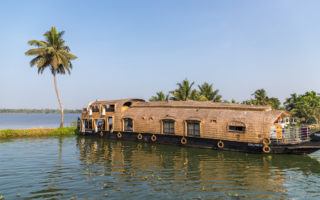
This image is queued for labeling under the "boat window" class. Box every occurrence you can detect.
[187,120,200,137]
[162,119,175,134]
[84,119,92,129]
[91,106,99,112]
[123,118,133,132]
[104,104,115,112]
[228,122,246,133]
[123,102,132,107]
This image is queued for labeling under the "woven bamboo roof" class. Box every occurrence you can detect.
[132,100,272,111]
[86,98,289,124]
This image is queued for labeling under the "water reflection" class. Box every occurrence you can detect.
[76,136,320,199]
[1,137,320,199]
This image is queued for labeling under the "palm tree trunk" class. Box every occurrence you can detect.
[53,74,64,128]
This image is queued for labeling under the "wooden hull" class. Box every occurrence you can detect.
[79,131,320,155]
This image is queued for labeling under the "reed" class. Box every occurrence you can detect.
[0,127,77,139]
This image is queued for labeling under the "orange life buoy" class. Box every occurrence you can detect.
[181,137,187,145]
[117,132,122,139]
[151,134,157,142]
[262,138,271,146]
[263,145,271,153]
[137,133,143,140]
[217,141,224,149]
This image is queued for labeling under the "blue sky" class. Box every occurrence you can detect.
[1,0,320,109]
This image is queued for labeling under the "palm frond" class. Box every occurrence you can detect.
[25,48,47,56]
[26,26,77,75]
[28,40,48,47]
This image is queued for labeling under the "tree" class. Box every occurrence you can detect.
[198,82,222,102]
[25,26,77,128]
[170,79,195,101]
[149,91,169,101]
[243,89,280,109]
[190,89,203,101]
[284,93,298,111]
[268,97,281,110]
[252,89,269,105]
[284,91,320,124]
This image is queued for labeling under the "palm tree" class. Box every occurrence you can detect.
[25,26,77,128]
[244,89,281,109]
[149,91,169,101]
[198,82,222,102]
[252,89,268,105]
[284,93,298,111]
[170,79,195,101]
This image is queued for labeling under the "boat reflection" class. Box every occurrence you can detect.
[76,136,320,199]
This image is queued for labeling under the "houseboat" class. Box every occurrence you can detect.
[78,98,320,154]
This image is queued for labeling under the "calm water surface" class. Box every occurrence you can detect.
[0,113,80,129]
[1,136,320,200]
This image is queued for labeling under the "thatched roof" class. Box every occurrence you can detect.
[87,99,288,124]
[132,100,272,111]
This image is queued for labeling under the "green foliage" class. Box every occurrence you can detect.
[284,91,320,124]
[170,79,195,101]
[268,97,281,110]
[223,99,238,104]
[198,82,222,102]
[25,26,77,75]
[243,89,280,109]
[149,91,169,101]
[0,127,76,139]
[151,79,222,102]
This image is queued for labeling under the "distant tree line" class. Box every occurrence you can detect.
[150,79,320,125]
[0,109,81,114]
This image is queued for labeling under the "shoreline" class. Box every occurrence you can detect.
[0,127,77,139]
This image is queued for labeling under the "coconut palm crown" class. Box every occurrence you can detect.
[149,91,169,101]
[25,26,77,127]
[198,82,222,102]
[170,79,195,101]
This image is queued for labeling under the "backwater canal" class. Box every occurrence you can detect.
[1,136,320,199]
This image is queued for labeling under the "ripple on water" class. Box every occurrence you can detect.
[0,137,320,199]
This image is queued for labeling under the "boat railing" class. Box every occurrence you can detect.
[270,125,310,144]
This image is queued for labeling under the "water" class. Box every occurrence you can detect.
[1,136,320,199]
[0,113,80,129]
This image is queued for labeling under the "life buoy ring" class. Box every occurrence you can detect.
[137,133,143,140]
[217,141,224,149]
[151,134,157,142]
[117,132,122,139]
[181,137,187,145]
[263,145,271,153]
[262,138,271,146]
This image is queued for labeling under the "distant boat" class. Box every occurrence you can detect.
[78,98,320,155]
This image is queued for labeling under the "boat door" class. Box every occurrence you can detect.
[95,119,106,132]
[107,117,113,132]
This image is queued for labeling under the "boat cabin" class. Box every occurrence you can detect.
[80,99,306,144]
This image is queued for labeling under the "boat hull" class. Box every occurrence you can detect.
[78,131,320,155]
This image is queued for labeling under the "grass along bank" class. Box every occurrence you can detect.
[0,127,77,139]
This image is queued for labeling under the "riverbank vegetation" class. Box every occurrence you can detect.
[0,109,81,114]
[0,127,77,139]
[150,79,320,125]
